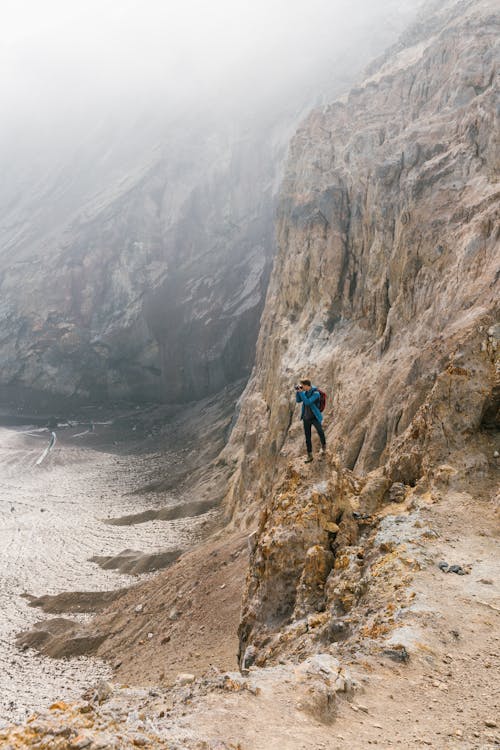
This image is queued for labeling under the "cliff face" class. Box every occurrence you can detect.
[0,118,285,406]
[224,0,499,666]
[0,2,428,409]
[226,0,498,506]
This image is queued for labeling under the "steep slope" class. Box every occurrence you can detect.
[1,2,499,747]
[221,0,499,669]
[225,0,498,516]
[48,0,499,695]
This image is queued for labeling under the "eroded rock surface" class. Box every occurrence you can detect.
[224,0,499,672]
[2,0,499,746]
[0,4,421,408]
[224,0,499,516]
[0,121,280,406]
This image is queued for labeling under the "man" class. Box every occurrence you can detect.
[295,378,326,462]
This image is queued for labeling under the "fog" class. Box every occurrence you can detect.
[1,0,421,141]
[0,1,425,399]
[0,0,425,240]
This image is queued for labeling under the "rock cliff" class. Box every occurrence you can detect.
[0,2,421,409]
[222,0,499,667]
[0,116,283,406]
[1,2,499,746]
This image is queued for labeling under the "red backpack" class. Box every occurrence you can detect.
[317,388,327,412]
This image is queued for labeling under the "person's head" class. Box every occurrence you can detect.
[300,378,312,391]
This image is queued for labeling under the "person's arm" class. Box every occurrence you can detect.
[300,390,320,407]
[295,389,302,403]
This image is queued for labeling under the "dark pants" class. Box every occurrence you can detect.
[303,418,326,453]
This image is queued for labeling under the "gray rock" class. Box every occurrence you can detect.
[95,679,114,703]
[383,646,410,663]
[448,564,466,575]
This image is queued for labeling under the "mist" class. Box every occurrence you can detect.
[1,1,421,143]
[0,0,425,405]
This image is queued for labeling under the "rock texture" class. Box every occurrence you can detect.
[0,119,282,406]
[0,657,353,749]
[1,1,499,747]
[224,0,499,667]
[0,7,423,409]
[225,0,499,513]
[238,461,359,669]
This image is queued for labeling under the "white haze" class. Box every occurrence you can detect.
[1,1,421,137]
[0,0,426,226]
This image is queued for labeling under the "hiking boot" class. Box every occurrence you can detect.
[305,452,313,463]
[320,445,327,456]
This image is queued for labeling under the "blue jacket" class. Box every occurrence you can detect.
[296,386,323,422]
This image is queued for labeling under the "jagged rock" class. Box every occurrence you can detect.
[296,653,341,677]
[292,654,349,724]
[383,646,410,663]
[447,564,467,575]
[241,645,257,671]
[238,465,358,666]
[224,0,498,525]
[1,8,416,409]
[388,482,406,503]
[0,122,282,405]
[294,545,335,618]
[94,680,114,703]
[357,469,391,513]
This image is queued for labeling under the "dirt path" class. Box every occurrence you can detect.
[139,479,497,749]
[0,388,497,748]
[0,469,497,748]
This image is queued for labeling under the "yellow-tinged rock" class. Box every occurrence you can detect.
[323,521,340,533]
[334,554,350,570]
[49,700,70,711]
[307,612,329,629]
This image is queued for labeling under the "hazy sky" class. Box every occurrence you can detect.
[0,0,420,128]
[0,0,425,251]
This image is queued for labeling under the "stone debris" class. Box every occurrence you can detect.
[437,562,470,575]
[383,646,410,663]
[1,0,499,747]
[388,483,406,503]
[0,658,354,747]
[94,680,114,704]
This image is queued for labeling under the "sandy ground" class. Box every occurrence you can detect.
[2,476,498,749]
[99,476,498,749]
[1,388,497,747]
[0,391,236,728]
[90,530,247,686]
